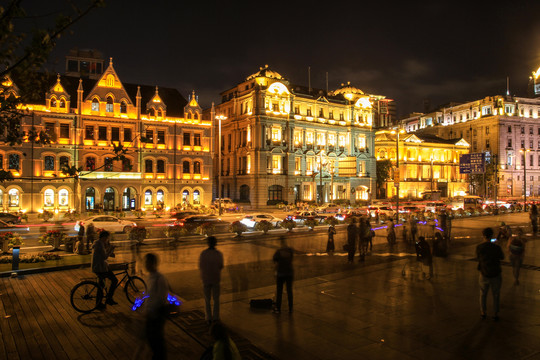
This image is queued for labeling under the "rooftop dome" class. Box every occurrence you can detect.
[246,65,284,81]
[330,81,364,97]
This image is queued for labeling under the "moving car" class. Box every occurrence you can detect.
[240,213,282,228]
[0,212,22,225]
[74,216,137,233]
[285,211,326,224]
[315,203,341,213]
[0,220,29,234]
[367,205,395,218]
[213,198,237,211]
[174,215,230,234]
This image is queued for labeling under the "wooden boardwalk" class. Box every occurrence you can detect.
[0,268,205,360]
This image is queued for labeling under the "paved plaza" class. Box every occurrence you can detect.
[1,212,540,359]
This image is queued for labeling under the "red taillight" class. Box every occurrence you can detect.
[293,216,296,220]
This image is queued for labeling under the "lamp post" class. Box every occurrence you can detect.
[520,148,530,211]
[318,150,325,205]
[391,129,405,223]
[216,115,227,215]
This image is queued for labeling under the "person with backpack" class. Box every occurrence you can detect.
[476,227,505,321]
[508,228,526,285]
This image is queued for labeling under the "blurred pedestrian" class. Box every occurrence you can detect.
[477,227,504,321]
[326,224,336,254]
[410,218,418,244]
[508,228,526,285]
[530,205,538,234]
[496,222,512,244]
[387,220,396,245]
[273,236,294,314]
[415,236,433,279]
[358,218,369,261]
[346,218,358,263]
[91,230,118,307]
[402,222,408,244]
[199,236,224,324]
[144,253,169,359]
[86,222,96,251]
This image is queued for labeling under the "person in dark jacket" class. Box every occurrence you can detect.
[476,227,504,321]
[91,230,118,307]
[326,225,336,254]
[273,237,294,314]
[346,218,358,263]
[415,236,433,279]
[86,222,96,251]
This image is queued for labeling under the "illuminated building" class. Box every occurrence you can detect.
[0,57,212,213]
[400,65,540,198]
[374,131,469,199]
[211,65,390,207]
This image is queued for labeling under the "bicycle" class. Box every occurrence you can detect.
[70,262,146,313]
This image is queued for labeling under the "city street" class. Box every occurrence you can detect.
[2,212,540,359]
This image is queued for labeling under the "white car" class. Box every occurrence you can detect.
[213,198,237,211]
[316,203,341,213]
[240,213,282,228]
[74,216,137,233]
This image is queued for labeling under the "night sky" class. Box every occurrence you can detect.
[20,0,540,118]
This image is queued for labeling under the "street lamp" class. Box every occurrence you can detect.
[391,129,405,223]
[216,114,227,215]
[520,148,530,211]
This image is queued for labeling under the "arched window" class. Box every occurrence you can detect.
[8,189,19,207]
[194,113,199,120]
[91,98,100,112]
[50,97,57,107]
[187,112,192,119]
[86,157,96,171]
[183,161,190,173]
[85,187,95,210]
[157,190,164,204]
[120,101,127,114]
[44,189,54,207]
[106,74,115,87]
[59,156,69,171]
[58,189,69,206]
[193,161,201,174]
[144,190,153,205]
[149,108,155,117]
[182,190,189,203]
[157,109,162,118]
[193,190,200,205]
[0,190,3,206]
[157,160,165,173]
[8,154,19,170]
[106,96,114,113]
[59,98,66,108]
[145,159,153,173]
[44,156,55,171]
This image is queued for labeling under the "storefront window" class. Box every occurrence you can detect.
[182,190,189,203]
[85,188,95,210]
[9,189,19,207]
[193,190,200,205]
[59,189,69,207]
[156,190,164,205]
[144,190,152,205]
[44,189,54,207]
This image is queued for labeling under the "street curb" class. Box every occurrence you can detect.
[0,262,90,278]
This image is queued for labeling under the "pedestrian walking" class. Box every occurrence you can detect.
[410,218,418,244]
[86,222,96,251]
[387,220,396,245]
[326,224,336,254]
[199,236,224,324]
[402,222,408,244]
[508,228,526,285]
[144,253,170,360]
[530,205,538,234]
[346,218,358,263]
[358,218,369,261]
[91,230,118,308]
[496,222,512,244]
[477,227,504,321]
[273,236,294,314]
[415,236,433,279]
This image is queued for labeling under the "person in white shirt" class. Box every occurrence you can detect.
[199,236,224,324]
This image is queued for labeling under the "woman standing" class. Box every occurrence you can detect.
[326,225,336,254]
[508,228,526,285]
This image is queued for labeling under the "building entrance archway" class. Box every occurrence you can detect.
[104,187,116,211]
[122,187,137,210]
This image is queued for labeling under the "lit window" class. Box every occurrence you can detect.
[91,98,100,112]
[193,190,200,205]
[144,190,152,205]
[44,189,54,207]
[358,135,366,149]
[194,161,201,174]
[157,190,164,204]
[316,133,325,145]
[59,98,66,108]
[8,189,19,207]
[271,128,281,142]
[58,189,69,206]
[51,97,57,107]
[106,96,114,113]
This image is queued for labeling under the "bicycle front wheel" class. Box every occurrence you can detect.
[125,276,147,304]
[70,280,103,313]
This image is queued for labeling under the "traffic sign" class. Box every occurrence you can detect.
[459,153,485,174]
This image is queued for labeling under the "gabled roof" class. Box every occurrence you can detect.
[84,58,133,104]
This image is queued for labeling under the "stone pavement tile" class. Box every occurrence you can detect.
[408,344,466,360]
[354,341,419,360]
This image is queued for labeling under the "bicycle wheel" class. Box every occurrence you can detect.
[124,276,147,304]
[70,280,103,313]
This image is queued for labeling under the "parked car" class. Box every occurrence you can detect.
[240,213,282,228]
[174,215,230,234]
[0,220,29,234]
[335,209,369,221]
[286,211,326,224]
[74,216,137,233]
[213,198,237,211]
[424,202,447,214]
[368,205,395,219]
[315,203,341,213]
[0,212,21,225]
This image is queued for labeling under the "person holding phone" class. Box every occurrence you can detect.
[476,227,504,321]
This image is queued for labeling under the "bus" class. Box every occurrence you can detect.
[450,195,483,210]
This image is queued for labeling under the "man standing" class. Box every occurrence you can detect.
[199,236,224,324]
[273,236,294,314]
[476,227,504,321]
[346,218,357,263]
[91,230,118,307]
